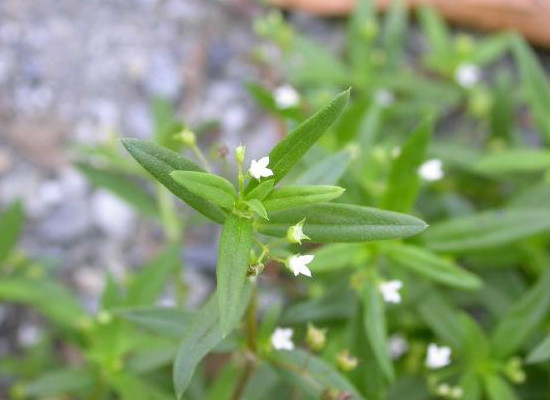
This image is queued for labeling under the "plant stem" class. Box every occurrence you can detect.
[191,143,212,172]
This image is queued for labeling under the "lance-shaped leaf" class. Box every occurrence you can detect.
[246,89,350,192]
[0,200,24,265]
[171,171,236,210]
[263,185,345,212]
[20,368,95,398]
[173,289,249,399]
[382,117,433,213]
[527,336,550,364]
[363,276,395,382]
[424,209,550,252]
[117,307,191,338]
[473,149,550,175]
[246,179,275,201]
[385,243,482,290]
[270,349,366,400]
[259,203,427,243]
[308,243,368,273]
[217,214,254,333]
[491,269,550,359]
[121,139,226,223]
[483,375,519,400]
[294,148,353,186]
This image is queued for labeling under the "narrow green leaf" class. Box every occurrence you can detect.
[0,200,24,265]
[271,349,366,400]
[385,243,482,290]
[245,199,269,220]
[263,185,345,212]
[383,0,407,68]
[173,290,249,399]
[77,162,159,219]
[247,90,350,192]
[363,276,395,382]
[294,149,353,186]
[507,183,550,210]
[117,307,191,338]
[418,5,452,71]
[308,243,367,273]
[171,171,236,210]
[121,139,226,223]
[491,269,550,359]
[152,98,184,151]
[260,203,427,243]
[382,118,433,213]
[246,179,275,201]
[483,375,519,400]
[126,245,181,307]
[526,335,550,364]
[473,149,550,175]
[21,368,94,397]
[217,214,254,333]
[424,209,550,252]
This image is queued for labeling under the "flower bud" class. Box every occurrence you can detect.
[235,144,246,166]
[286,218,309,244]
[306,323,327,352]
[505,357,526,384]
[336,350,358,371]
[180,128,196,146]
[247,263,265,277]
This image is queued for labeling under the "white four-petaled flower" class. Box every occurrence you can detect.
[426,343,452,369]
[273,84,300,109]
[418,159,444,181]
[288,254,314,277]
[454,63,480,89]
[249,157,273,180]
[271,327,294,350]
[379,280,403,303]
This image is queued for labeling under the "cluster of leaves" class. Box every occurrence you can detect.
[1,1,550,399]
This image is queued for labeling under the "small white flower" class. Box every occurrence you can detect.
[286,218,310,244]
[271,327,294,350]
[249,156,273,180]
[454,63,480,89]
[436,383,452,396]
[379,280,403,303]
[451,387,464,399]
[388,334,409,359]
[426,343,452,369]
[418,159,444,181]
[375,88,395,107]
[274,84,300,109]
[288,254,314,277]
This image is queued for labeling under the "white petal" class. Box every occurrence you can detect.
[298,265,312,277]
[258,156,270,168]
[299,255,314,264]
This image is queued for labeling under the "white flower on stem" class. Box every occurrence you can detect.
[379,280,403,304]
[375,88,395,107]
[426,343,452,369]
[287,254,314,277]
[454,63,480,89]
[274,84,300,109]
[418,159,444,181]
[249,157,273,180]
[271,327,294,350]
[286,218,310,244]
[388,334,409,359]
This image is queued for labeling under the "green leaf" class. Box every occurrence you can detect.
[383,0,408,68]
[418,5,452,71]
[270,349,366,400]
[294,148,353,186]
[126,245,181,307]
[121,139,226,223]
[217,214,254,333]
[308,243,368,273]
[77,162,160,219]
[363,276,395,382]
[424,209,550,252]
[246,90,350,192]
[491,269,550,359]
[526,335,550,364]
[483,375,519,400]
[507,183,550,210]
[21,368,94,397]
[117,307,190,338]
[152,98,184,151]
[263,185,345,212]
[473,149,550,175]
[245,199,269,220]
[173,290,249,399]
[382,118,433,213]
[246,179,275,201]
[385,243,482,290]
[171,171,236,210]
[0,200,24,265]
[260,203,427,243]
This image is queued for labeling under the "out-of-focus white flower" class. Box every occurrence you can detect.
[426,343,452,369]
[274,84,300,109]
[418,159,444,181]
[286,218,310,244]
[271,327,294,350]
[74,267,105,296]
[379,280,403,303]
[437,383,452,396]
[389,334,409,359]
[287,254,314,277]
[391,146,401,159]
[375,88,395,107]
[454,63,480,89]
[249,157,273,180]
[450,387,464,399]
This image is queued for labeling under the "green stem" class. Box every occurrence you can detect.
[191,143,212,172]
